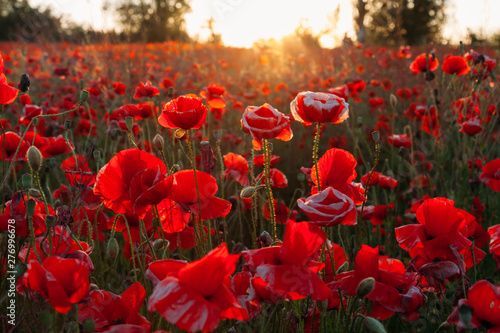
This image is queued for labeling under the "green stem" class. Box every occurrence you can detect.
[263,139,276,240]
[313,122,322,192]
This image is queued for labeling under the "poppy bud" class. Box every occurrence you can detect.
[356,277,375,297]
[82,318,96,333]
[362,316,387,333]
[45,215,56,227]
[153,134,165,151]
[28,188,41,198]
[26,199,36,217]
[93,150,101,160]
[371,131,380,144]
[39,311,52,328]
[106,237,119,259]
[15,262,27,280]
[258,231,273,247]
[125,117,134,132]
[390,94,397,107]
[21,174,32,189]
[18,73,30,93]
[240,186,256,198]
[89,283,99,291]
[27,146,42,171]
[153,239,165,250]
[79,90,90,104]
[297,173,306,182]
[336,261,349,274]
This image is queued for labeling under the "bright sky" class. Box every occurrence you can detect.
[30,0,500,48]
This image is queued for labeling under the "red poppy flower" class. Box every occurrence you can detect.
[20,105,42,125]
[0,192,54,237]
[395,198,484,270]
[358,203,395,225]
[61,154,95,187]
[39,135,73,158]
[290,91,349,126]
[147,244,248,332]
[465,50,497,80]
[311,148,366,204]
[410,53,439,73]
[297,187,357,227]
[324,240,348,283]
[263,199,297,225]
[489,225,500,270]
[78,282,150,331]
[256,168,288,188]
[112,82,126,95]
[460,117,482,136]
[200,83,226,109]
[18,226,93,270]
[168,170,231,220]
[241,103,292,150]
[23,257,90,313]
[387,134,412,149]
[0,54,19,105]
[253,154,280,167]
[111,104,140,121]
[0,132,30,161]
[158,94,208,130]
[133,81,160,99]
[479,159,500,192]
[330,245,422,320]
[242,220,332,301]
[447,280,500,331]
[94,149,176,218]
[327,85,349,101]
[442,56,470,76]
[223,153,249,186]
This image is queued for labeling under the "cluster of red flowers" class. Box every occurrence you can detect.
[0,40,498,333]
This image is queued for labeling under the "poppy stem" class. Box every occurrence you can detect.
[28,216,42,263]
[263,139,276,240]
[313,122,322,192]
[186,131,210,254]
[215,133,228,246]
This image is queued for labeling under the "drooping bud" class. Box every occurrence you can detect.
[27,146,42,171]
[240,186,256,199]
[390,94,397,108]
[18,73,30,93]
[89,283,99,291]
[356,277,375,297]
[106,237,119,259]
[336,261,349,274]
[153,239,165,250]
[153,134,165,151]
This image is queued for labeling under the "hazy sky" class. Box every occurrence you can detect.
[30,0,500,47]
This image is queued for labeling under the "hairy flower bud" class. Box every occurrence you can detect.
[153,134,165,151]
[27,146,42,171]
[106,237,119,259]
[356,277,375,297]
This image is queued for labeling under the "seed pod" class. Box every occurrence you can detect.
[371,131,380,143]
[125,116,134,132]
[45,215,56,227]
[79,90,90,104]
[26,199,36,217]
[390,94,397,108]
[27,146,42,171]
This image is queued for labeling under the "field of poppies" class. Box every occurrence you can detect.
[0,41,499,332]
